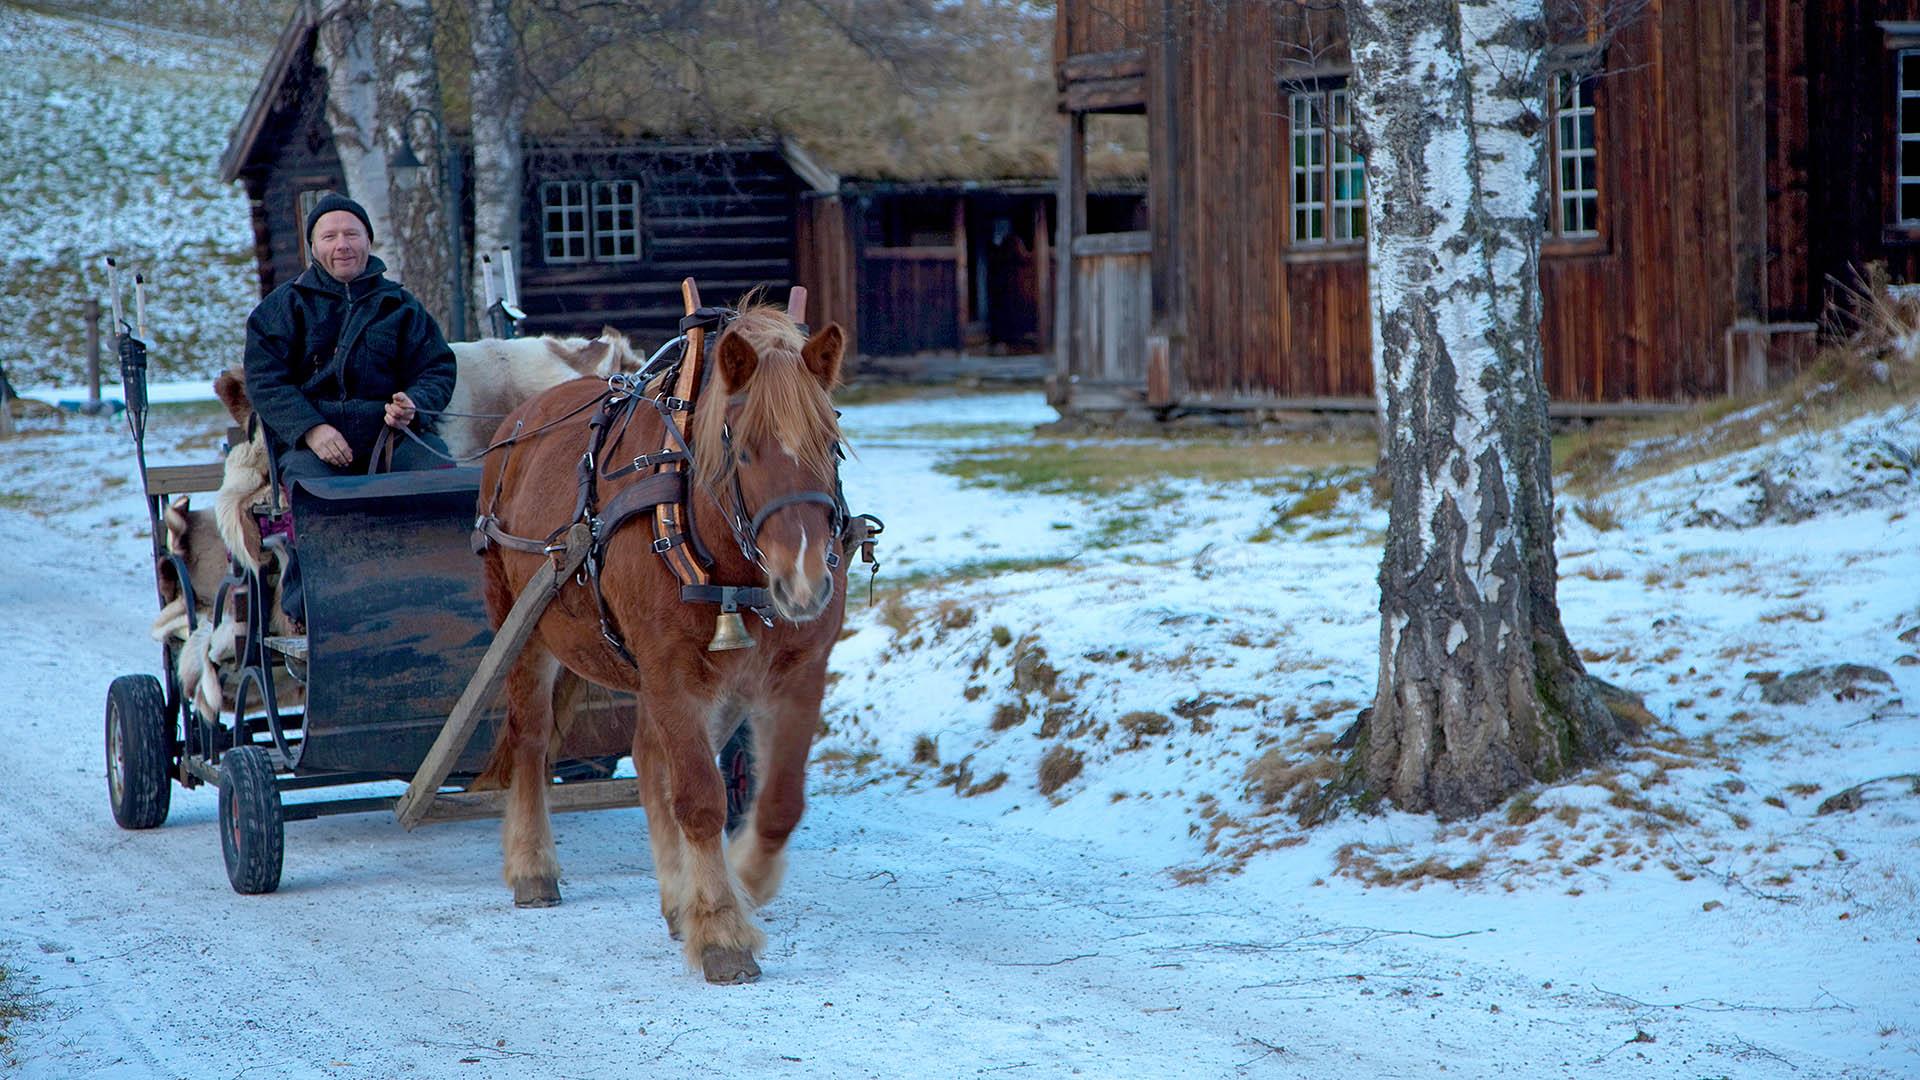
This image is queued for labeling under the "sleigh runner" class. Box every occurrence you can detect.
[107,276,873,967]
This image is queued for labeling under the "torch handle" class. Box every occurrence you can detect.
[106,257,124,331]
[499,246,518,308]
[134,273,148,340]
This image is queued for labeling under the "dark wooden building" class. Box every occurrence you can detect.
[220,5,1098,372]
[218,6,834,348]
[1054,0,1915,416]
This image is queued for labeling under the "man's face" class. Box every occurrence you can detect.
[311,210,370,283]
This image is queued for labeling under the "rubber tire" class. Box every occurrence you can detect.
[106,674,173,829]
[218,746,284,895]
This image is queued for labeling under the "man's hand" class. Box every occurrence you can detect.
[384,391,417,430]
[302,423,352,468]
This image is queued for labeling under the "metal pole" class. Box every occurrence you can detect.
[84,298,101,413]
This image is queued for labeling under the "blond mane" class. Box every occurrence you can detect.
[690,302,842,496]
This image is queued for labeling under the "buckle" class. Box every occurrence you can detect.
[661,395,692,412]
[651,535,679,553]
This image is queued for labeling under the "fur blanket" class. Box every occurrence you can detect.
[442,329,641,459]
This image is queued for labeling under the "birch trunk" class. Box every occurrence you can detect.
[1342,0,1632,818]
[469,0,524,330]
[317,0,394,262]
[373,0,455,330]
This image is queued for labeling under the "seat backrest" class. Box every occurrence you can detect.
[289,469,503,777]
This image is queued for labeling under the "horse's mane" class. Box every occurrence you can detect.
[690,301,841,496]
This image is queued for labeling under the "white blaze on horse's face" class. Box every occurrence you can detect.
[741,432,836,624]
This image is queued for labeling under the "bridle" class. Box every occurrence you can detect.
[712,419,848,575]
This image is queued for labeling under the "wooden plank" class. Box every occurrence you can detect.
[1071,230,1151,257]
[146,462,226,495]
[416,778,643,825]
[1060,49,1147,84]
[393,523,591,830]
[1065,78,1148,113]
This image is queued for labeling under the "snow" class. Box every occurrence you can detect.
[2,386,1916,1078]
[0,7,259,389]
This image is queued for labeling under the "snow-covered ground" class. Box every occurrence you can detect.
[0,6,258,390]
[1,389,1916,1078]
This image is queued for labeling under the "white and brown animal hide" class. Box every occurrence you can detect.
[442,328,641,459]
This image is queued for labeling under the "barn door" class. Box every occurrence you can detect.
[1068,231,1151,383]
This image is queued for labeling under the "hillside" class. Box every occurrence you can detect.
[0,4,262,389]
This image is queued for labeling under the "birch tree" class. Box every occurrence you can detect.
[317,0,394,257]
[374,0,456,330]
[1337,0,1636,818]
[469,0,523,326]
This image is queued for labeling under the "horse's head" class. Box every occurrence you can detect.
[693,306,847,624]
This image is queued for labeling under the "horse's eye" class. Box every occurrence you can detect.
[735,449,752,464]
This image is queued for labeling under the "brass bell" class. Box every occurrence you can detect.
[707,610,756,651]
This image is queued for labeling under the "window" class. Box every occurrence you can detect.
[295,186,333,265]
[541,181,589,263]
[1898,50,1920,223]
[592,180,641,261]
[1290,88,1365,247]
[1548,71,1600,239]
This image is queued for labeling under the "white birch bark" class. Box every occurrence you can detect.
[1342,0,1626,818]
[470,0,524,331]
[371,0,454,328]
[317,0,395,266]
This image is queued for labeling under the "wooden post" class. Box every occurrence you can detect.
[393,523,591,829]
[84,299,102,413]
[0,356,13,439]
[1051,110,1085,407]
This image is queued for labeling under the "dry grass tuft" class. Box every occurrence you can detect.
[990,702,1029,731]
[1037,744,1084,795]
[911,735,940,766]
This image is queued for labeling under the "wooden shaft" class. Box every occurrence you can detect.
[788,285,808,324]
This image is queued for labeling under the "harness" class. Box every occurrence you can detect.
[471,305,882,664]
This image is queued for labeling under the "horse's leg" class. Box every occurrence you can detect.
[632,712,687,940]
[500,645,563,907]
[728,669,826,908]
[652,692,765,983]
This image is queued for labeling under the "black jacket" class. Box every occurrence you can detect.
[243,256,456,459]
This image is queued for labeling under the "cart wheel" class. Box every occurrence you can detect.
[218,746,283,895]
[106,674,173,830]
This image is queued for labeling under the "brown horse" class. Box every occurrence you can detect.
[476,304,849,984]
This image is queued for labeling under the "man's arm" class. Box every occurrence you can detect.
[242,301,327,449]
[397,303,456,422]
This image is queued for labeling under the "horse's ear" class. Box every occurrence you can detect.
[717,329,759,391]
[801,323,844,389]
[578,338,611,376]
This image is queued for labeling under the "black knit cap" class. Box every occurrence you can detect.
[305,192,374,244]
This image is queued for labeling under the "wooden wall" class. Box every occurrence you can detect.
[1796,1,1920,311]
[241,32,343,296]
[1057,0,1150,64]
[516,145,803,346]
[795,194,858,358]
[1122,0,1785,408]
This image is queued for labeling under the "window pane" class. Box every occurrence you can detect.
[1578,113,1595,149]
[1904,97,1920,135]
[1904,183,1920,223]
[1905,141,1920,179]
[1906,52,1920,91]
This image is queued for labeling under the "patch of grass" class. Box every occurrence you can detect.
[911,735,940,765]
[990,702,1028,731]
[1037,744,1084,795]
[0,957,36,1071]
[1572,500,1622,531]
[934,438,1372,496]
[1117,710,1173,747]
[881,553,1081,589]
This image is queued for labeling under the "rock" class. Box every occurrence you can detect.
[1757,664,1896,706]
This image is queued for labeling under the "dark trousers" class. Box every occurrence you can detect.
[277,429,452,626]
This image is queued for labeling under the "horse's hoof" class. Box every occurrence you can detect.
[701,946,761,984]
[513,878,562,908]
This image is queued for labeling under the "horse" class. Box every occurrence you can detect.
[443,328,642,458]
[475,303,851,984]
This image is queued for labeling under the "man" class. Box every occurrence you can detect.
[244,192,456,482]
[243,192,458,623]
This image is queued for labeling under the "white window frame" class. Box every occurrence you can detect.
[1290,87,1365,247]
[1548,71,1600,239]
[1898,49,1920,224]
[541,180,589,264]
[592,179,642,262]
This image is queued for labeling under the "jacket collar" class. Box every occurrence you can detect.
[295,255,394,303]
